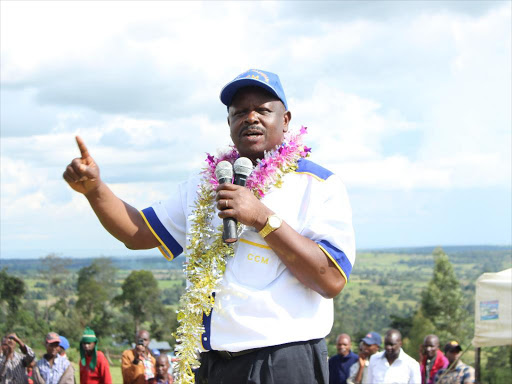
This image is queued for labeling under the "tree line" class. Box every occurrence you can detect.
[1,247,510,382]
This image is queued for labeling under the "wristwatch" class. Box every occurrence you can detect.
[258,214,282,238]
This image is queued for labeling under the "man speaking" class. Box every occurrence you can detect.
[63,69,356,384]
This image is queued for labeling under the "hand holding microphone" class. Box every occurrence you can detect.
[215,157,253,243]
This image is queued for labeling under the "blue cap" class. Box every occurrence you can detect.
[152,349,160,356]
[220,69,288,110]
[361,332,382,346]
[58,335,70,350]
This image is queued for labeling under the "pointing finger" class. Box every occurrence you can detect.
[75,136,91,159]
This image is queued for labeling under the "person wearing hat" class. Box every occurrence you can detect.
[0,333,35,384]
[421,334,449,384]
[63,69,355,383]
[433,342,475,384]
[79,327,111,384]
[347,331,382,384]
[33,332,74,384]
[57,336,70,360]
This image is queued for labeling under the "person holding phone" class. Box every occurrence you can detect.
[121,330,155,384]
[0,333,35,384]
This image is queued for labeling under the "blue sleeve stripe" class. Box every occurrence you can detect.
[140,207,183,260]
[295,159,333,181]
[201,293,214,351]
[317,239,352,282]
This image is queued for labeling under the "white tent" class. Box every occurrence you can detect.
[472,268,512,348]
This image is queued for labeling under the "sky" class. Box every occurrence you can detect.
[1,0,511,259]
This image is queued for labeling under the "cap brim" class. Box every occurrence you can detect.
[47,338,60,344]
[220,78,281,108]
[361,337,377,345]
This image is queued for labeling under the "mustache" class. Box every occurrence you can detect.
[240,125,265,137]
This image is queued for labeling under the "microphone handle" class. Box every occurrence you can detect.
[233,174,248,186]
[223,217,238,244]
[218,177,238,243]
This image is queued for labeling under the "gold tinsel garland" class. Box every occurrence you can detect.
[173,128,310,383]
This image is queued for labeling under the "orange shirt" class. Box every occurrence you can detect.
[121,349,156,384]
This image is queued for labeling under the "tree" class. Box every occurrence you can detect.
[75,258,118,336]
[114,270,162,334]
[39,253,73,323]
[76,258,117,315]
[0,268,26,330]
[402,309,435,358]
[420,247,469,342]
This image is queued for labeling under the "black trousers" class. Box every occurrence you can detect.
[195,338,328,384]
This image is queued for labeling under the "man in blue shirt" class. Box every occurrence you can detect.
[33,332,74,384]
[329,333,359,384]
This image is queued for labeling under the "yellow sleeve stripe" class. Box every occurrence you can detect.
[139,210,174,261]
[295,171,327,182]
[239,238,272,250]
[318,244,348,283]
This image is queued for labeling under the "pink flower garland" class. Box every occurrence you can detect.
[203,126,311,198]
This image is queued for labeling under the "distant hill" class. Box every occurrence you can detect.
[1,244,509,274]
[360,244,511,254]
[0,254,185,273]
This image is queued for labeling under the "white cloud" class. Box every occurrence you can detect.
[1,1,510,254]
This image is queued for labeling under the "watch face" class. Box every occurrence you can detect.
[268,215,281,229]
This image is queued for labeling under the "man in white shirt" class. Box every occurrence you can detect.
[62,69,356,384]
[366,329,421,384]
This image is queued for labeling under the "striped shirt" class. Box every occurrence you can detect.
[36,354,70,384]
[0,346,36,384]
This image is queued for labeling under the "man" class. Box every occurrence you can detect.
[79,327,111,384]
[33,332,74,384]
[421,334,449,384]
[63,69,356,384]
[366,329,421,384]
[329,334,358,384]
[154,355,173,384]
[347,331,381,384]
[121,330,155,384]
[434,341,475,384]
[0,333,35,384]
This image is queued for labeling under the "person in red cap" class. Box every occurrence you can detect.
[347,331,381,384]
[33,332,74,384]
[79,327,111,384]
[421,334,449,384]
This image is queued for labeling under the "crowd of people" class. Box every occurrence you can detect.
[0,328,174,384]
[1,326,477,384]
[328,330,475,384]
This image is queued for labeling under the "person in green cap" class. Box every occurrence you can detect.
[79,327,111,384]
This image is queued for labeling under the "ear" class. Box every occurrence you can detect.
[283,111,291,132]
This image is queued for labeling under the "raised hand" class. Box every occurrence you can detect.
[63,136,101,195]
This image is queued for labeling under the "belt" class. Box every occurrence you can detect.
[213,347,261,360]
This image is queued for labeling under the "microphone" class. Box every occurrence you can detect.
[215,160,233,185]
[215,161,237,243]
[233,157,253,186]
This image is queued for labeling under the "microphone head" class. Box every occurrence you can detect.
[233,157,253,177]
[215,160,233,181]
